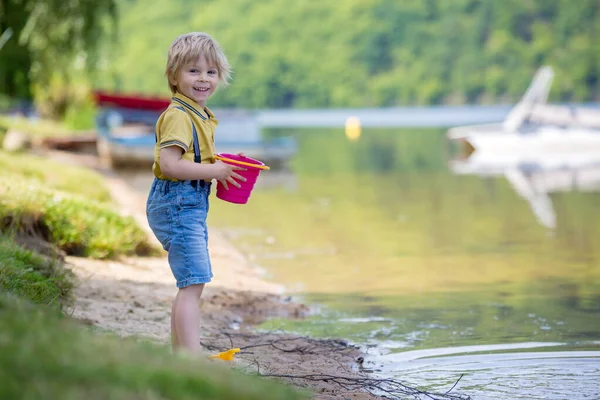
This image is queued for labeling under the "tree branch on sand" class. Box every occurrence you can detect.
[257,369,469,400]
[201,331,471,400]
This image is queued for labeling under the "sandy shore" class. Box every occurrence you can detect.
[43,150,380,399]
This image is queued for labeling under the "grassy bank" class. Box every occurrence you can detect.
[0,236,73,307]
[0,150,307,399]
[0,152,155,259]
[0,293,307,400]
[0,115,93,139]
[0,151,111,201]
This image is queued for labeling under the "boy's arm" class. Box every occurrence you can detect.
[160,146,245,188]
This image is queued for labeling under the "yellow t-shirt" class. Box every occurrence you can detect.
[152,92,218,180]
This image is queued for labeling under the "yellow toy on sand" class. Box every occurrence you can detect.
[209,348,240,361]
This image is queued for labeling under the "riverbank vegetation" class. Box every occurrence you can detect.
[105,0,598,108]
[0,150,306,400]
[0,152,152,258]
[2,0,598,122]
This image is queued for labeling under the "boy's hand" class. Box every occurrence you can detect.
[213,160,246,189]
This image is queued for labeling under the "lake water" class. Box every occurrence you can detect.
[127,126,600,399]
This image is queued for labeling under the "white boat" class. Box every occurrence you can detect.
[448,67,600,154]
[447,67,600,229]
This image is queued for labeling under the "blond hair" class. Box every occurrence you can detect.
[165,32,231,94]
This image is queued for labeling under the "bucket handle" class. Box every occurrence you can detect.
[214,154,270,170]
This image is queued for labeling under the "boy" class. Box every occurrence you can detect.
[146,32,245,354]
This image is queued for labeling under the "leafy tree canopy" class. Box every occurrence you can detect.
[0,0,116,116]
[1,0,598,114]
[96,0,598,108]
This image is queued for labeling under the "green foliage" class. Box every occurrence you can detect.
[0,235,73,306]
[0,94,15,112]
[0,293,307,400]
[0,176,153,258]
[1,0,598,113]
[0,114,93,138]
[96,0,599,107]
[0,152,112,201]
[63,93,97,130]
[0,0,117,117]
[0,152,155,258]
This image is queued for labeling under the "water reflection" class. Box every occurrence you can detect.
[252,168,298,191]
[450,140,600,230]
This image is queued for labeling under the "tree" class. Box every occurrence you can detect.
[0,0,117,117]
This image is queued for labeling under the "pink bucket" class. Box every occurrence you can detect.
[215,153,268,204]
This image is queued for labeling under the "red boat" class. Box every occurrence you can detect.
[93,91,171,111]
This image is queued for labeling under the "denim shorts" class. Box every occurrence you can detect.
[146,178,213,288]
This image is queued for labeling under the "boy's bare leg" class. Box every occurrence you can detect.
[170,292,181,351]
[173,284,205,354]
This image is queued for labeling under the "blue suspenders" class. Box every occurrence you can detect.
[173,105,201,164]
[155,105,206,188]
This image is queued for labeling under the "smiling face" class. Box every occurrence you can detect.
[170,56,219,108]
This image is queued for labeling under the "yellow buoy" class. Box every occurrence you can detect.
[345,116,361,141]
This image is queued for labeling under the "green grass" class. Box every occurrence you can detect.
[0,293,308,400]
[0,235,73,307]
[0,115,92,138]
[0,152,112,202]
[0,176,154,258]
[0,151,157,258]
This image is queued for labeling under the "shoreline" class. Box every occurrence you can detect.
[42,149,381,399]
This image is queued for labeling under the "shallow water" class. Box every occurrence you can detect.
[378,344,600,399]
[125,126,600,399]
